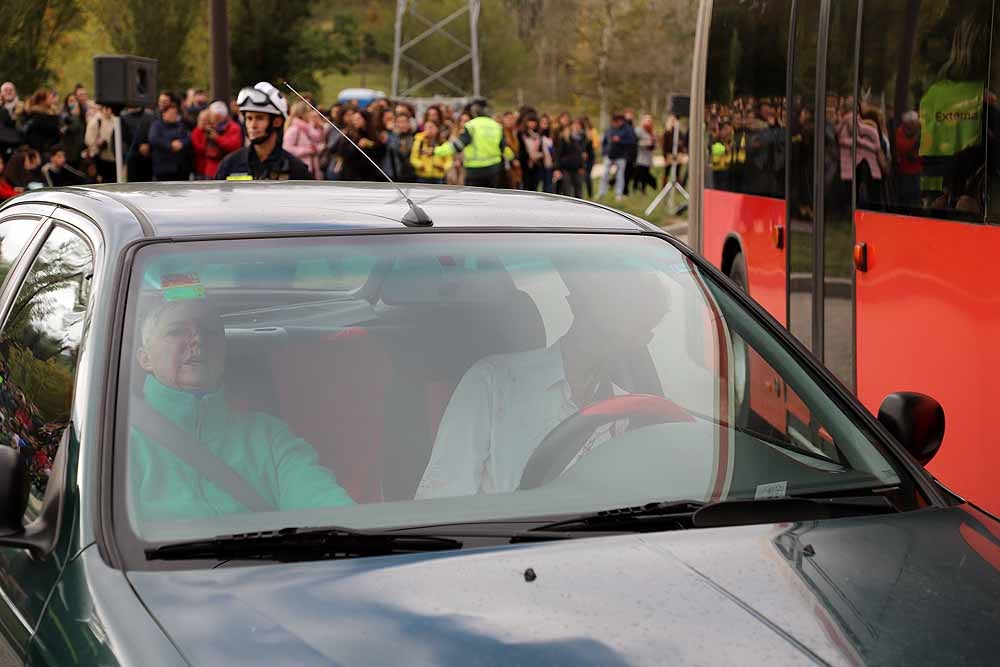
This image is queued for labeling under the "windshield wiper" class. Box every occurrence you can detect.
[146,525,463,562]
[531,494,897,534]
[530,500,708,533]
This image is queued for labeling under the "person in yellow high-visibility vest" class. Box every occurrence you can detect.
[710,120,734,190]
[434,101,516,188]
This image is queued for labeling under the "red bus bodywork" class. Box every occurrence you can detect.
[699,192,1000,515]
[702,190,787,325]
[855,211,1000,511]
[693,0,1000,515]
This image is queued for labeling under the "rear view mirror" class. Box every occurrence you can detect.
[878,392,945,466]
[0,447,29,536]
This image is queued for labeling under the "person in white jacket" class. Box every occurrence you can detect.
[416,269,670,499]
[85,105,117,183]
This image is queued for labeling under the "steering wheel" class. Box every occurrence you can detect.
[517,394,694,490]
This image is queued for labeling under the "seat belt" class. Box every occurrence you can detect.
[130,399,276,513]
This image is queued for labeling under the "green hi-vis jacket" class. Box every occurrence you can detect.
[434,116,515,169]
[919,79,984,158]
[129,375,353,524]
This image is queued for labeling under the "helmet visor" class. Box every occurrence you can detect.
[236,87,281,114]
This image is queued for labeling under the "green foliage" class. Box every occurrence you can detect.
[0,237,89,422]
[0,0,81,93]
[89,0,204,92]
[5,239,89,359]
[5,345,74,423]
[43,0,696,120]
[229,0,361,92]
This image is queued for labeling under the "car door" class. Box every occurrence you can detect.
[0,219,95,665]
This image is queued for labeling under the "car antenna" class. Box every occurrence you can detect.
[283,81,433,227]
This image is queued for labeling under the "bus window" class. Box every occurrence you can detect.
[988,6,1000,221]
[704,0,791,199]
[858,0,992,222]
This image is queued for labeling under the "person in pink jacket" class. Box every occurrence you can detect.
[838,104,884,206]
[283,102,327,179]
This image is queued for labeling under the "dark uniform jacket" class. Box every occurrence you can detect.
[215,142,311,181]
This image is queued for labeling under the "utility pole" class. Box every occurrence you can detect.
[210,0,231,101]
[392,0,481,99]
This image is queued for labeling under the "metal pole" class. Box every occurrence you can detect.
[113,114,125,183]
[402,5,469,51]
[644,121,689,217]
[210,0,231,101]
[392,0,407,97]
[402,54,472,98]
[469,0,481,97]
[687,0,714,254]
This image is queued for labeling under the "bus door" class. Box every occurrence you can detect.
[785,0,860,436]
[786,0,858,389]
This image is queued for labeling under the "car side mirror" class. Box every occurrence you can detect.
[878,392,945,466]
[0,446,29,537]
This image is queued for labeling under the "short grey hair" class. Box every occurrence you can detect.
[209,100,229,118]
[902,110,919,124]
[138,299,218,348]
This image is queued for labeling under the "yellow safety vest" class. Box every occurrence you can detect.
[435,116,513,169]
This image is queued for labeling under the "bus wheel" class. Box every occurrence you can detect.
[727,253,751,425]
[728,251,748,291]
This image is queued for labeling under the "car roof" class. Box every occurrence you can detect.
[5,181,648,238]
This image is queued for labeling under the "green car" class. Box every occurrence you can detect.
[0,182,996,666]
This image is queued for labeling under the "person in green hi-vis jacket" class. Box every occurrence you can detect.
[128,298,353,524]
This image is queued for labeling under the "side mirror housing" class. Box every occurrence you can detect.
[878,392,945,466]
[0,446,29,537]
[0,426,69,557]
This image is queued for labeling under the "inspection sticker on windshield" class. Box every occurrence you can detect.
[754,481,788,499]
[161,273,205,301]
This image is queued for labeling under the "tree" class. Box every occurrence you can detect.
[0,0,81,93]
[1,237,90,423]
[90,0,204,92]
[229,0,361,92]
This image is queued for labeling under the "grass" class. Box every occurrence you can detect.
[588,166,688,228]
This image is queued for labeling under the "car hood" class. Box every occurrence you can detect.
[128,506,1000,666]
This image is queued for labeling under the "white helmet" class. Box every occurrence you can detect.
[236,81,288,119]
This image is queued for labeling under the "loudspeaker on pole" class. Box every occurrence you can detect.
[94,55,158,110]
[669,94,691,117]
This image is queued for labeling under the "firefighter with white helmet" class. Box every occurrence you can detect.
[216,81,312,181]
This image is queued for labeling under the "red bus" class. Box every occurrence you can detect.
[688,0,1000,513]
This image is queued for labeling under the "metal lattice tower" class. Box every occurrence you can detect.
[391,0,481,99]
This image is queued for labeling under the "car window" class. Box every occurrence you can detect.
[117,233,907,544]
[0,226,93,518]
[0,217,40,289]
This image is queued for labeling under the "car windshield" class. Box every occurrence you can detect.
[117,232,905,544]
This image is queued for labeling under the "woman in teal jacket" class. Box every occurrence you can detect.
[128,298,353,524]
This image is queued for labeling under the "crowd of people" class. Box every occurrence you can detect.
[0,78,690,204]
[0,357,61,498]
[705,90,992,218]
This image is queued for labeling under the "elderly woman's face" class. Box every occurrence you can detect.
[138,302,226,391]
